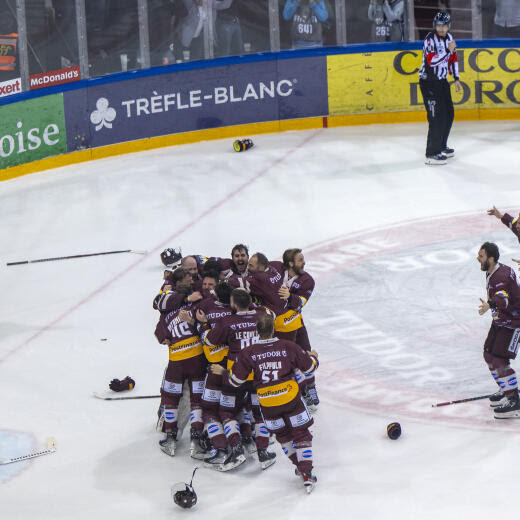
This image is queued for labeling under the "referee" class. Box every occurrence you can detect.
[419,12,462,165]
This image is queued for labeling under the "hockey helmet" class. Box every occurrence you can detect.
[433,12,451,29]
[171,468,198,509]
[160,247,182,268]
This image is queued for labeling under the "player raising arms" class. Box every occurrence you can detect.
[487,206,520,244]
[477,242,520,418]
[211,313,319,492]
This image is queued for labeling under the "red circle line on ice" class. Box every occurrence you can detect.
[304,208,520,432]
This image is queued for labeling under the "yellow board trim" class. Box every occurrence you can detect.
[2,108,519,182]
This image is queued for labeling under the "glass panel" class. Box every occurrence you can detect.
[279,0,336,50]
[24,0,80,87]
[482,0,520,39]
[0,0,20,92]
[86,0,139,77]
[216,0,270,58]
[412,1,472,41]
[346,0,406,44]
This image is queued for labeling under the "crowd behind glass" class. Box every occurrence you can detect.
[0,1,519,90]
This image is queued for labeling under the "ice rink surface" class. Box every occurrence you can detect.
[1,120,520,519]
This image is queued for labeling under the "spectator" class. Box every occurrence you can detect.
[216,0,244,57]
[282,0,329,49]
[493,0,520,38]
[177,0,232,61]
[368,0,405,42]
[0,1,18,80]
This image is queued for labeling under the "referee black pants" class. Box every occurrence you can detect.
[419,79,454,157]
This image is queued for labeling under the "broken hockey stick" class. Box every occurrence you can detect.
[0,437,56,465]
[431,393,494,408]
[6,249,148,266]
[93,392,160,401]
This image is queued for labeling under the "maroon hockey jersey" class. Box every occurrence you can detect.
[155,303,203,361]
[226,337,318,407]
[486,263,520,328]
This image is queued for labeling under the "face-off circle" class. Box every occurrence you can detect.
[304,210,520,431]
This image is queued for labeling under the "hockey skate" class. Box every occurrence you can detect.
[489,390,507,408]
[494,393,520,419]
[190,428,209,460]
[303,386,319,412]
[425,153,447,165]
[442,147,455,158]
[215,444,246,472]
[203,448,228,468]
[257,449,276,470]
[242,436,257,458]
[159,431,177,456]
[301,470,317,494]
[306,386,320,411]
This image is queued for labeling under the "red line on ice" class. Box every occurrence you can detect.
[0,130,321,366]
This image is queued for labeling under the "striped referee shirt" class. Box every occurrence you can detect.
[419,31,460,81]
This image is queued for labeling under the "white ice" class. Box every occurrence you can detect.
[1,120,520,519]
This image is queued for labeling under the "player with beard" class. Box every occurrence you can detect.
[477,242,520,418]
[153,268,202,313]
[154,275,206,456]
[272,249,319,409]
[229,252,290,321]
[198,244,250,279]
[211,313,319,492]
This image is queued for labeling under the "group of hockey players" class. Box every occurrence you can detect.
[152,244,320,492]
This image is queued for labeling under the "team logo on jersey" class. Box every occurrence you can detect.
[90,98,117,131]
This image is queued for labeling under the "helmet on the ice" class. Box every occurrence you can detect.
[172,468,198,509]
[173,484,197,509]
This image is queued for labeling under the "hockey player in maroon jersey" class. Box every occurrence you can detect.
[477,242,520,418]
[229,252,292,323]
[153,268,203,314]
[272,248,319,409]
[487,206,520,244]
[182,281,234,459]
[154,276,207,456]
[211,313,319,492]
[200,289,276,471]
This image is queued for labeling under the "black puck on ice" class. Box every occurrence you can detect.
[387,422,401,440]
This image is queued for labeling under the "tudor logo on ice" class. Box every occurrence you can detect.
[90,98,116,131]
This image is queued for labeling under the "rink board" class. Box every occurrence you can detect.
[1,40,519,179]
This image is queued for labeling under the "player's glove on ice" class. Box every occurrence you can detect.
[109,376,135,392]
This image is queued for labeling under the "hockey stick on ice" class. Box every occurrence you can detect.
[431,393,494,407]
[6,249,148,266]
[0,437,56,465]
[93,392,160,401]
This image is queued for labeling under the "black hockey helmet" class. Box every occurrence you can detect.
[160,247,182,267]
[172,468,198,509]
[433,12,451,29]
